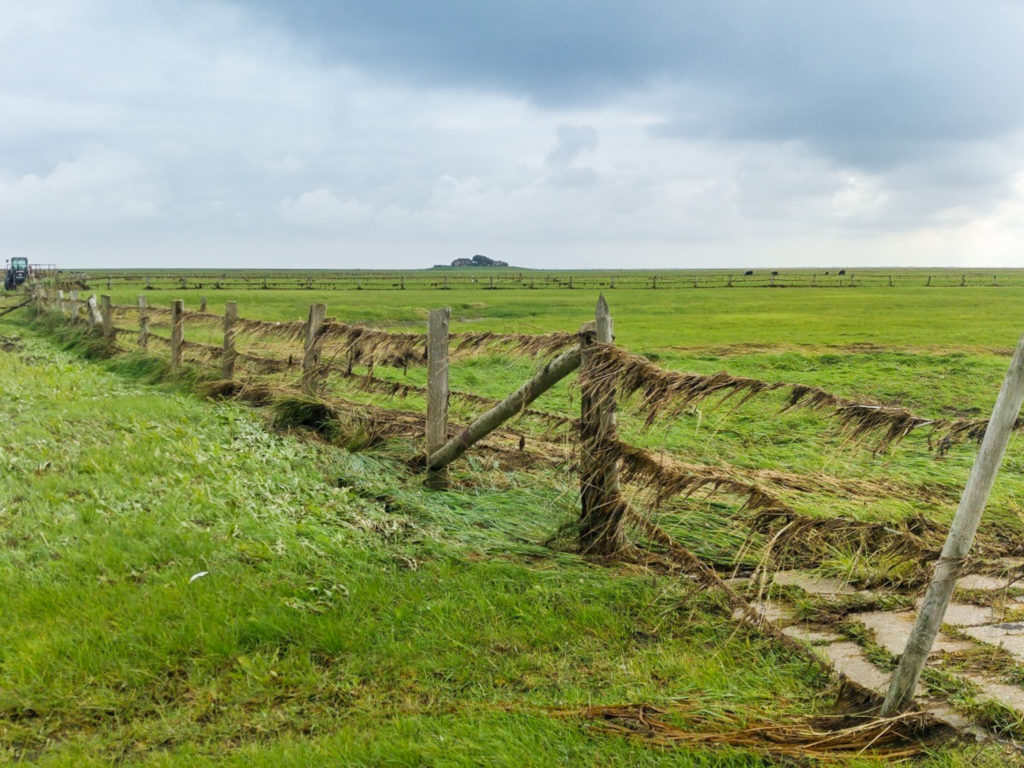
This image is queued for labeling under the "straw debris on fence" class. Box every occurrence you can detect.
[586,344,971,453]
[615,441,788,513]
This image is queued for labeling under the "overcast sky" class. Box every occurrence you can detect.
[3,1,1023,269]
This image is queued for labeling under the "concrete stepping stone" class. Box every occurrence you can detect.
[962,623,1024,665]
[857,610,974,657]
[781,625,843,645]
[915,599,997,627]
[961,672,1024,714]
[956,574,1015,591]
[772,570,859,595]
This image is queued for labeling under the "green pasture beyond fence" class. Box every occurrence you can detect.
[55,268,1024,293]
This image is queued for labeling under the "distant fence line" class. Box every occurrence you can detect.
[67,270,1018,292]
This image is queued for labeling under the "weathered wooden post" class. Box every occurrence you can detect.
[145,276,152,290]
[961,274,966,287]
[926,275,932,286]
[69,290,80,324]
[400,275,405,290]
[100,294,113,338]
[170,300,184,370]
[57,290,65,316]
[888,274,893,287]
[812,273,817,287]
[180,277,187,289]
[106,277,111,290]
[138,295,149,348]
[727,274,733,287]
[882,332,1024,715]
[301,303,327,396]
[579,295,626,555]
[222,301,237,379]
[610,275,616,289]
[200,296,207,313]
[770,272,775,287]
[86,295,102,331]
[426,307,450,489]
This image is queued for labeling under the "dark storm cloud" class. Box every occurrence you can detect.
[244,1,1024,170]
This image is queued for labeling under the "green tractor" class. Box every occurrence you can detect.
[4,257,29,291]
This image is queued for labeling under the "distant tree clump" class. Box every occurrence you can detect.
[451,255,508,267]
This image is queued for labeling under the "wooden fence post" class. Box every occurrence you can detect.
[137,295,149,348]
[579,295,627,555]
[57,290,65,315]
[86,295,102,331]
[222,301,237,379]
[926,275,932,286]
[100,295,113,338]
[200,296,207,313]
[301,303,327,396]
[882,331,1024,714]
[170,300,184,370]
[426,307,451,489]
[69,290,80,324]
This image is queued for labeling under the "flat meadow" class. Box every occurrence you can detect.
[4,269,1024,765]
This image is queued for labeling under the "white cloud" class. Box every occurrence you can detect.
[279,188,372,225]
[0,1,1022,268]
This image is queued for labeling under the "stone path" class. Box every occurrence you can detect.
[744,567,1024,735]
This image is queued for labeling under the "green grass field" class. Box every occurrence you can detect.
[5,270,1024,765]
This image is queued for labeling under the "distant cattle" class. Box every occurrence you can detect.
[824,271,830,275]
[838,269,846,275]
[744,270,753,276]
[770,271,779,276]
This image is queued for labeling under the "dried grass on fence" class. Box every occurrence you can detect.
[587,344,954,452]
[584,344,780,425]
[616,441,788,514]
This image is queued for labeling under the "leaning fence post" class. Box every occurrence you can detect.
[69,290,80,325]
[222,301,237,379]
[137,295,149,348]
[100,294,113,338]
[170,300,184,370]
[426,307,451,489]
[579,295,626,555]
[881,332,1024,715]
[200,295,207,313]
[301,303,327,396]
